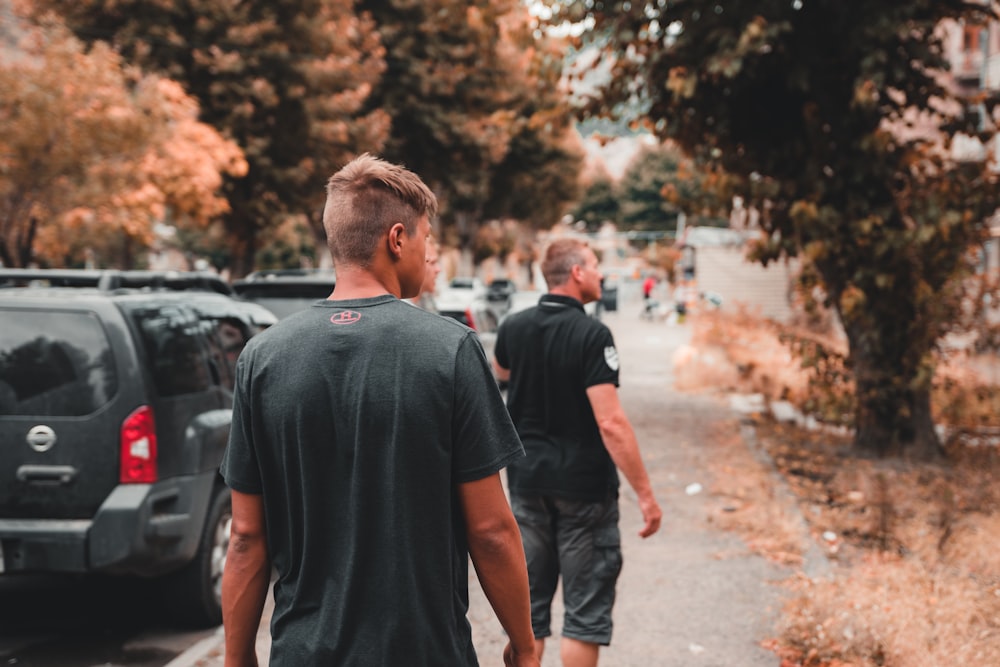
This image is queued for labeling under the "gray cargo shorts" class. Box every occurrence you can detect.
[511,493,623,646]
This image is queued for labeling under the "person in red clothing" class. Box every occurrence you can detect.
[642,274,656,302]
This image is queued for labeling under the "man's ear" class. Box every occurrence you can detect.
[387,223,406,259]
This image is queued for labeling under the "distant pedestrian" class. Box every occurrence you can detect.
[407,235,441,313]
[494,238,663,667]
[220,153,538,667]
[642,274,656,302]
[680,245,696,282]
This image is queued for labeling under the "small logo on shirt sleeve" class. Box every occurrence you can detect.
[604,346,619,371]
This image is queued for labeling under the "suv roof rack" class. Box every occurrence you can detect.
[0,269,232,295]
[237,268,336,281]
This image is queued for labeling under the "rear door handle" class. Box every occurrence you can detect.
[16,465,78,485]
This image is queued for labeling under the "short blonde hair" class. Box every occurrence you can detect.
[323,154,437,267]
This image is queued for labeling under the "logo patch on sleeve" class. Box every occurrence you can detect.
[604,346,619,371]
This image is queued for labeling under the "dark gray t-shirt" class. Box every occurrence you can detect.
[221,295,523,666]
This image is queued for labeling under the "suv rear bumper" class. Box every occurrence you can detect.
[0,473,216,576]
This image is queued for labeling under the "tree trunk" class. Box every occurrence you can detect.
[16,216,37,267]
[0,237,11,267]
[306,209,331,268]
[454,210,473,251]
[121,234,135,270]
[847,326,944,461]
[224,208,258,279]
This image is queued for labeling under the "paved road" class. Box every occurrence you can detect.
[0,573,217,667]
[172,306,794,667]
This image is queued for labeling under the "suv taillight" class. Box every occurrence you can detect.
[120,405,158,484]
[465,307,477,331]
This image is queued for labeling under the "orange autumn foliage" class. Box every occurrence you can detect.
[0,9,245,268]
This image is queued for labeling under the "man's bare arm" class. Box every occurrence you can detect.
[458,473,538,667]
[222,490,271,667]
[493,358,511,383]
[586,383,663,538]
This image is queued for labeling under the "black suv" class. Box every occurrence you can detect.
[0,269,276,627]
[231,268,337,319]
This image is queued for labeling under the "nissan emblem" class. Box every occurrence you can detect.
[26,425,57,452]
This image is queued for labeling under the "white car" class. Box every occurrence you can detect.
[445,276,487,298]
[437,296,499,381]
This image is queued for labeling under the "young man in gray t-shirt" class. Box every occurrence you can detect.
[220,154,538,667]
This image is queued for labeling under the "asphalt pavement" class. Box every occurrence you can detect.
[170,303,803,667]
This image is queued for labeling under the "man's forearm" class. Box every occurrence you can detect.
[601,416,663,537]
[600,415,655,500]
[468,522,536,654]
[222,535,270,667]
[493,360,510,383]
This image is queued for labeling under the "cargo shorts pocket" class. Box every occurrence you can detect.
[593,518,622,579]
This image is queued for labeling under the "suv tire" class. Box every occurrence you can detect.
[160,486,232,628]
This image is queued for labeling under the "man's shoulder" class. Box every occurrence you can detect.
[499,305,537,328]
[577,319,613,350]
[581,310,611,332]
[401,301,478,339]
[243,308,312,348]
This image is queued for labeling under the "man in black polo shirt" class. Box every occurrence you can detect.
[494,238,663,667]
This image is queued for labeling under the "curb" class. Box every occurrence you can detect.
[738,418,833,580]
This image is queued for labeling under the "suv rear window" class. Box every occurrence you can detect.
[127,304,214,397]
[0,310,118,416]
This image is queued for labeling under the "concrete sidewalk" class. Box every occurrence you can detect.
[171,307,803,666]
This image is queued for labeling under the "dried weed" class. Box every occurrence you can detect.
[681,311,1000,667]
[675,308,814,402]
[777,555,1000,667]
[704,421,805,566]
[757,420,1000,666]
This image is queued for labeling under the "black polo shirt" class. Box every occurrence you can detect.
[495,294,620,501]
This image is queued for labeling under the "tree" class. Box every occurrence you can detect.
[482,20,586,229]
[358,0,582,244]
[0,11,245,268]
[565,1,1000,458]
[40,0,389,275]
[617,143,685,231]
[618,140,730,232]
[570,168,621,231]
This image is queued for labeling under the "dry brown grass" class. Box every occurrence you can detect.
[759,422,1000,667]
[675,308,817,402]
[678,310,1000,667]
[777,555,1000,667]
[702,420,806,567]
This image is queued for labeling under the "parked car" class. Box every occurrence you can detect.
[447,276,487,297]
[438,299,499,334]
[437,295,500,383]
[486,278,516,303]
[436,276,487,317]
[484,278,516,319]
[0,269,275,628]
[231,268,337,319]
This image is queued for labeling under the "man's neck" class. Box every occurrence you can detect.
[549,285,589,304]
[329,265,399,300]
